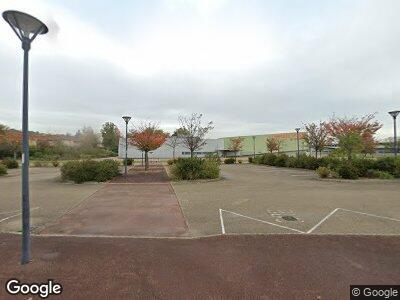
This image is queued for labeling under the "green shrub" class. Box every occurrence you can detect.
[201,159,220,179]
[248,157,253,163]
[167,159,175,165]
[285,156,297,168]
[395,158,400,178]
[32,161,49,167]
[52,160,60,167]
[261,153,277,165]
[365,169,380,178]
[375,157,396,174]
[61,159,119,183]
[377,171,394,179]
[238,159,242,164]
[94,160,120,182]
[316,166,330,178]
[274,154,288,167]
[337,163,359,179]
[126,158,133,166]
[224,158,235,164]
[171,158,220,180]
[2,158,18,169]
[0,163,7,176]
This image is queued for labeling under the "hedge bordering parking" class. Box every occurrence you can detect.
[252,153,400,180]
[61,159,120,183]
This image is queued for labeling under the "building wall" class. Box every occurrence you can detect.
[222,133,308,156]
[119,137,219,159]
[118,132,308,159]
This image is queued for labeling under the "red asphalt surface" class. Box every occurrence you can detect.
[40,166,187,236]
[1,233,399,299]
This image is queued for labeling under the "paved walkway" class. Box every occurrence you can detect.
[40,166,187,237]
[1,233,399,299]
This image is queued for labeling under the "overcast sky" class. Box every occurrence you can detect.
[0,0,399,138]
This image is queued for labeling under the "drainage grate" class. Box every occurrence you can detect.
[282,215,297,221]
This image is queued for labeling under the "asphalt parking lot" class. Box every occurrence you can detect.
[173,164,400,236]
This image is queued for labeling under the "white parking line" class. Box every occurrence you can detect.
[219,207,400,235]
[0,207,39,224]
[219,209,305,234]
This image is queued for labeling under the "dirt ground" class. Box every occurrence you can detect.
[1,233,399,299]
[173,164,400,236]
[0,168,104,232]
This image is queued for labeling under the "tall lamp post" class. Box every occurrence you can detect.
[389,111,400,157]
[122,116,131,177]
[252,136,256,158]
[3,10,48,265]
[295,128,301,158]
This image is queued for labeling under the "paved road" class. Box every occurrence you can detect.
[40,166,187,237]
[1,233,399,299]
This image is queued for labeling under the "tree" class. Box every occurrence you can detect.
[266,136,281,153]
[229,137,244,162]
[165,129,184,160]
[303,122,330,158]
[101,122,120,153]
[130,122,166,170]
[325,114,382,160]
[78,126,99,150]
[178,113,214,158]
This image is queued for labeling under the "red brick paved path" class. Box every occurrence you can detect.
[40,165,187,236]
[1,234,399,299]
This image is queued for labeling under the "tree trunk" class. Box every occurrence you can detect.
[190,150,194,158]
[315,149,318,158]
[173,148,175,160]
[145,151,149,171]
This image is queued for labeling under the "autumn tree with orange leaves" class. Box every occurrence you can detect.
[325,114,382,160]
[266,136,282,153]
[229,137,244,162]
[130,122,167,170]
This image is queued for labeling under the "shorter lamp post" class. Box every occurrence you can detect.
[122,116,131,177]
[252,136,256,158]
[389,111,400,157]
[295,128,301,158]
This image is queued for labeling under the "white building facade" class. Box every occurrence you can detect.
[118,137,221,159]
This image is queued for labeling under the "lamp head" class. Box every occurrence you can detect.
[3,10,48,42]
[295,128,301,132]
[122,116,131,124]
[389,111,400,119]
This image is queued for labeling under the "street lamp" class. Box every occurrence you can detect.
[122,116,131,177]
[252,136,256,158]
[389,111,400,157]
[295,128,301,158]
[3,10,48,265]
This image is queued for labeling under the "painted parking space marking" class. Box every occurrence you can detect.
[219,208,400,235]
[0,207,39,224]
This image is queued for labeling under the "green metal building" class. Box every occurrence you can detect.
[218,132,308,157]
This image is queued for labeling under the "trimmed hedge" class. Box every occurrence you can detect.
[0,163,7,176]
[2,158,18,169]
[251,153,400,180]
[171,157,220,180]
[61,159,120,183]
[224,158,235,164]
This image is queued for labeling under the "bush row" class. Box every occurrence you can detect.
[252,153,400,179]
[171,157,220,180]
[61,159,120,183]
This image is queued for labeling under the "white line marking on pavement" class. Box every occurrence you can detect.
[338,208,400,223]
[306,208,339,234]
[218,207,400,235]
[219,209,226,234]
[0,207,39,224]
[220,209,305,234]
